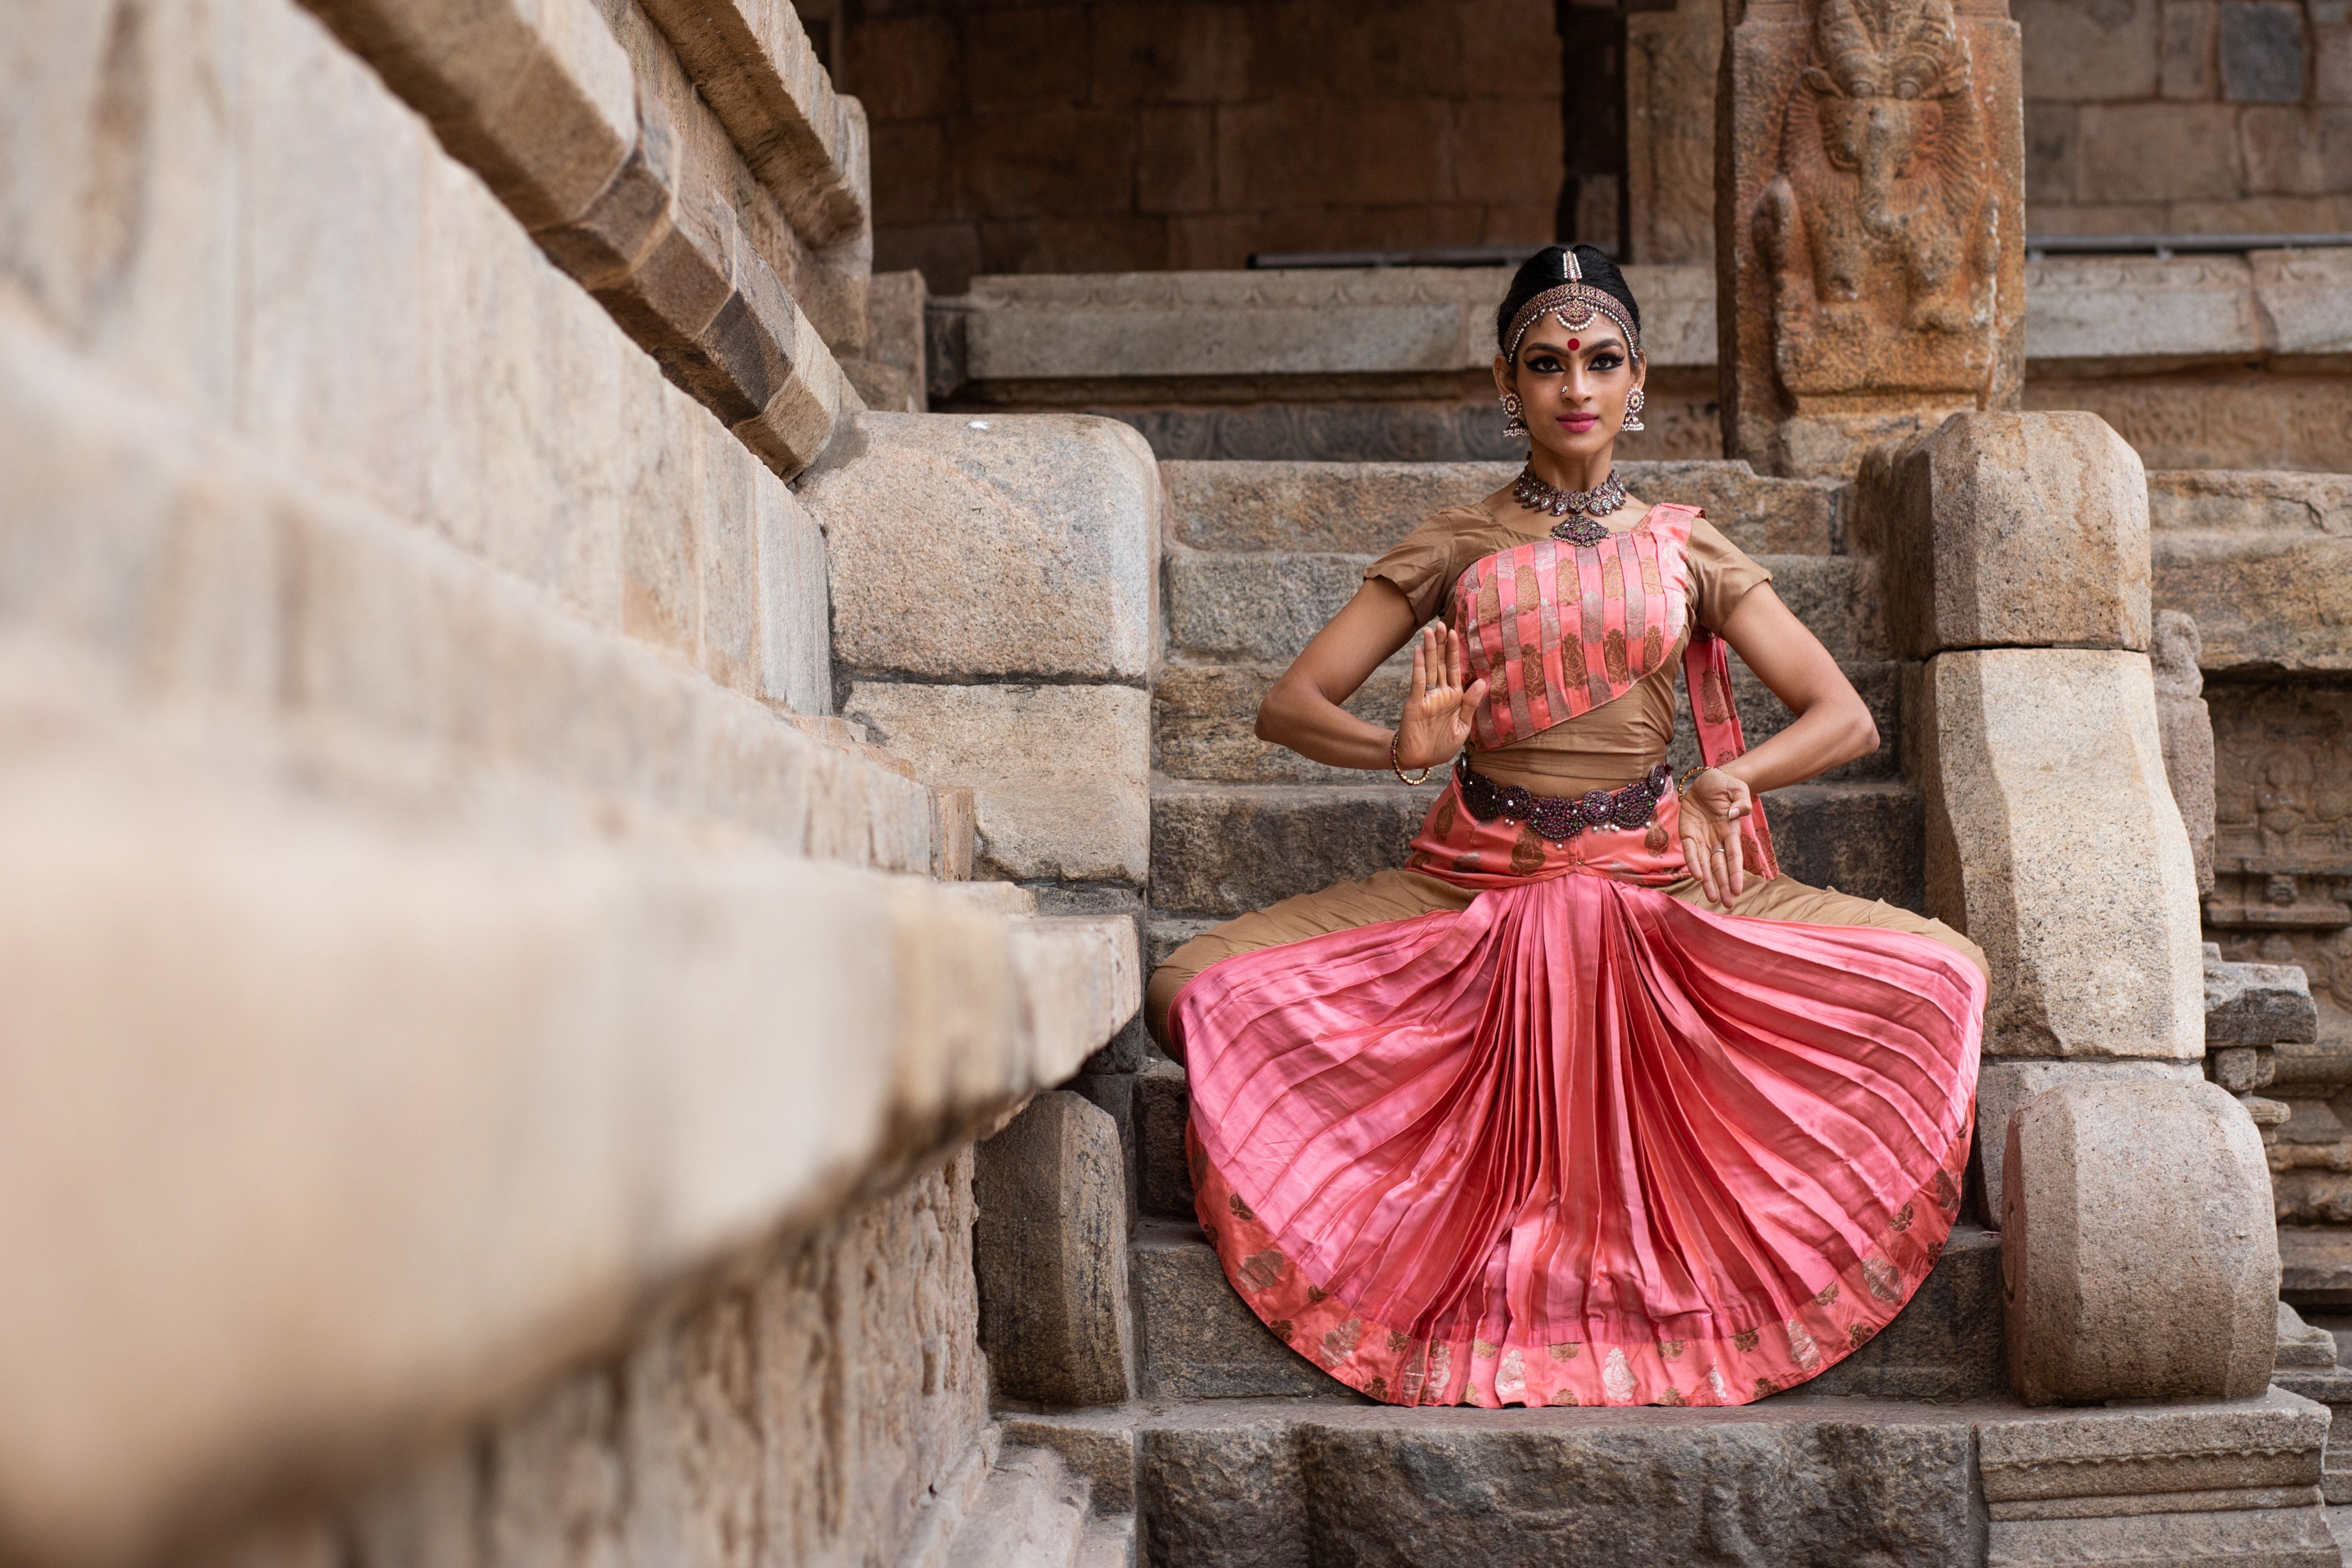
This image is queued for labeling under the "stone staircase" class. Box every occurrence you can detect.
[1004,1079,2342,1566]
[994,454,2352,1566]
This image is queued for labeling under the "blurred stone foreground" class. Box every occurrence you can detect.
[4,1,2352,1567]
[0,0,1149,1562]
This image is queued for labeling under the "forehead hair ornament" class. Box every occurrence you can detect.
[1504,249,1645,365]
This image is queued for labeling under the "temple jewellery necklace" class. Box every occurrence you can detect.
[1512,466,1628,546]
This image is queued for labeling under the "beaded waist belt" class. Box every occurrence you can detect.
[1455,756,1673,844]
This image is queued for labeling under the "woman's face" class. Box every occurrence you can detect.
[1493,320,1644,467]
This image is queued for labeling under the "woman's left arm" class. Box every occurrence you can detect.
[1676,585,1878,904]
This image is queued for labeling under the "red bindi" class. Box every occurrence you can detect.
[1567,338,1579,350]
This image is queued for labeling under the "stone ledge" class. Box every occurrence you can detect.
[0,664,1137,1568]
[1986,1505,2339,1567]
[932,250,2352,407]
[1164,550,1373,664]
[1163,549,1877,666]
[295,0,636,234]
[636,0,871,251]
[1752,782,1925,912]
[0,308,925,874]
[302,0,847,476]
[1148,781,1442,918]
[930,265,1718,399]
[1129,1222,1350,1403]
[2281,1227,2352,1308]
[2025,249,2352,370]
[1004,1391,2334,1568]
[1126,1217,2007,1404]
[1163,459,1840,557]
[1977,1388,2328,1503]
[2208,957,2323,1046]
[2149,469,2352,676]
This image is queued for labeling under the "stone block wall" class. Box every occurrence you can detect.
[195,1156,997,1568]
[2021,0,2352,237]
[839,0,1565,292]
[0,0,1143,1562]
[833,0,2349,292]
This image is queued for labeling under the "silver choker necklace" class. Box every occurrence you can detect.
[1513,466,1627,546]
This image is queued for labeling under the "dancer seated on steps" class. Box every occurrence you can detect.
[1146,243,1988,1411]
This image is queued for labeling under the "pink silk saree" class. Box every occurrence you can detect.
[1168,507,1985,1409]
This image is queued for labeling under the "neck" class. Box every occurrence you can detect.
[1525,442,1615,494]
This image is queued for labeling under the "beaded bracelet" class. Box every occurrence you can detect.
[1391,731,1433,786]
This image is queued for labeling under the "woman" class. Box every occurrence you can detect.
[1145,245,1987,1410]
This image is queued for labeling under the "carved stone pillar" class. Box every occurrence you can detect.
[1716,0,2025,476]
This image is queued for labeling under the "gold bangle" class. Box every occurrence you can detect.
[1391,731,1432,786]
[1678,764,1717,795]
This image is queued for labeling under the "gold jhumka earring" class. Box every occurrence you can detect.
[1500,392,1528,437]
[1623,387,1646,431]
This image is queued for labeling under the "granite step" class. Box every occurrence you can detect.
[1165,549,1884,665]
[1163,459,1845,557]
[2276,1301,2352,1508]
[998,1389,2336,1568]
[1148,778,1440,920]
[1154,655,1904,786]
[1129,1217,2006,1405]
[1149,777,1925,921]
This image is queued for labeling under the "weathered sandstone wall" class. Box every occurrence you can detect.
[0,0,1140,1563]
[194,1156,998,1568]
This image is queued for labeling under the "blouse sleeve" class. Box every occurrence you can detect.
[1361,508,1477,624]
[1686,516,1774,633]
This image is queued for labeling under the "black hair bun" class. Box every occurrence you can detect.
[1494,244,1643,357]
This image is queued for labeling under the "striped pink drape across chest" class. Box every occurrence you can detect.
[1453,503,1697,749]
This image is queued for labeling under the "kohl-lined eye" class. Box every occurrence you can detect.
[1525,354,1565,373]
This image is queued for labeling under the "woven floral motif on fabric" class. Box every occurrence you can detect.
[1450,503,1700,751]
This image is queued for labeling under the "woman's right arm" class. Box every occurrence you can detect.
[1255,581,1488,774]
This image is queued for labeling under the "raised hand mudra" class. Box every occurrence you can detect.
[1395,625,1490,773]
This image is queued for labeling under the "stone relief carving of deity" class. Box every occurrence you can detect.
[2209,686,2352,1029]
[1762,0,2002,399]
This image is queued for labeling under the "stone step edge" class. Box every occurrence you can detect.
[1142,779,1926,941]
[0,307,945,879]
[305,0,850,477]
[1002,1388,2331,1529]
